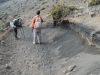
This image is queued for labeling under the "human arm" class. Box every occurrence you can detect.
[30,16,36,29]
[40,16,45,23]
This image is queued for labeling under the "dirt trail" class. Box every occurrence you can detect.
[0,22,100,75]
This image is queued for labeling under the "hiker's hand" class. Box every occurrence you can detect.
[43,21,45,22]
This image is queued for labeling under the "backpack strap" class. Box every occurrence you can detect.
[35,15,42,22]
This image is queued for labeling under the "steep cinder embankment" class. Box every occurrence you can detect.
[68,14,100,48]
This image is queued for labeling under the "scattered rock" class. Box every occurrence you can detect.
[68,65,76,72]
[63,70,67,74]
[89,12,95,17]
[74,10,78,13]
[77,13,82,17]
[1,40,5,45]
[17,71,22,74]
[63,65,76,74]
[5,64,11,69]
[27,61,34,69]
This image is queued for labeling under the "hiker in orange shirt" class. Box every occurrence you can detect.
[30,10,44,44]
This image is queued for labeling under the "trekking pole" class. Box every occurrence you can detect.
[21,27,25,38]
[20,28,23,37]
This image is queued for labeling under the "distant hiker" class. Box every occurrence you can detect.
[10,16,22,40]
[30,10,44,44]
[52,15,57,27]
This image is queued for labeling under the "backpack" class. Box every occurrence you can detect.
[34,16,42,29]
[10,21,16,28]
[13,19,20,27]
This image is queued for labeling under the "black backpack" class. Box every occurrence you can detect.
[14,19,20,27]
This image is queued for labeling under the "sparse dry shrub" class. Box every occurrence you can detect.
[0,13,8,20]
[40,7,45,11]
[0,20,5,29]
[83,0,87,3]
[0,13,8,29]
[42,2,45,4]
[88,0,100,7]
[13,13,19,18]
[29,6,34,10]
[49,2,76,19]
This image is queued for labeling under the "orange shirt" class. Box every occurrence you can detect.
[30,15,44,29]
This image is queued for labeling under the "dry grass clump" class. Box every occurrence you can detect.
[0,13,8,20]
[49,2,76,20]
[29,6,34,10]
[88,0,100,7]
[13,13,19,18]
[0,13,8,29]
[40,7,45,11]
[0,20,5,29]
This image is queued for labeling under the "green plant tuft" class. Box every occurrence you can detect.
[49,2,76,19]
[88,0,100,7]
[29,6,34,10]
[83,0,87,3]
[0,20,5,29]
[13,13,19,18]
[0,13,8,20]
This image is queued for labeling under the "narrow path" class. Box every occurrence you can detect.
[1,23,100,75]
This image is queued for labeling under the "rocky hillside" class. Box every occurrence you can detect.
[0,0,100,31]
[0,0,86,28]
[1,1,100,75]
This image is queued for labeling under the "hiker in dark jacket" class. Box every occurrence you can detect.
[13,16,22,40]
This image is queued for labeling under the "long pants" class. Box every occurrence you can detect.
[33,28,41,43]
[13,27,17,38]
[53,21,57,26]
[13,25,22,38]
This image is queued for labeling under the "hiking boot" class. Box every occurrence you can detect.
[38,41,42,44]
[15,37,19,40]
[33,42,36,44]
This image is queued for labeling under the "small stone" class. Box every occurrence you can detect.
[89,12,95,17]
[75,10,78,13]
[63,70,67,74]
[5,64,11,69]
[1,40,5,45]
[63,65,76,74]
[77,13,82,16]
[17,71,22,74]
[68,65,76,72]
